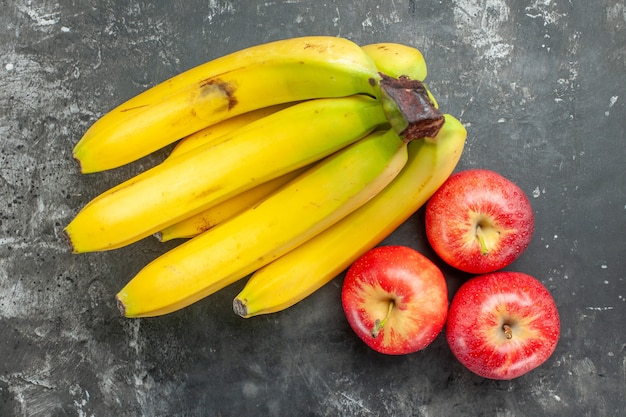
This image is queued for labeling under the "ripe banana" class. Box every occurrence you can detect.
[155,166,307,242]
[154,104,296,241]
[156,43,432,242]
[73,36,382,172]
[116,129,409,318]
[167,103,294,159]
[361,43,428,81]
[65,95,388,253]
[233,114,466,318]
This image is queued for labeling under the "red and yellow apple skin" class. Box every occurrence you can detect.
[341,246,448,355]
[446,271,560,380]
[425,169,534,274]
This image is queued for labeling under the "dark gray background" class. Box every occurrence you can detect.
[1,1,625,416]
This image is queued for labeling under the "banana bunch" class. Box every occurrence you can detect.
[65,36,466,318]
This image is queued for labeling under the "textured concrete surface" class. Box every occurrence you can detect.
[1,0,625,416]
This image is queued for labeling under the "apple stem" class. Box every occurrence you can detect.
[503,324,513,339]
[371,300,395,338]
[475,225,490,256]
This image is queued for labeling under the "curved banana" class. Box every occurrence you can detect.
[167,103,294,159]
[64,95,388,253]
[153,105,297,241]
[233,114,466,318]
[73,36,381,172]
[361,43,427,81]
[116,129,409,318]
[155,166,307,242]
[156,43,434,242]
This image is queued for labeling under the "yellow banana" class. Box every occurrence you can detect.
[155,166,307,242]
[167,103,294,159]
[153,104,296,241]
[73,36,382,172]
[116,129,409,318]
[65,95,388,253]
[233,114,466,318]
[155,43,433,242]
[154,104,299,242]
[361,43,428,81]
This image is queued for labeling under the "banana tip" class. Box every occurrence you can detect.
[61,228,78,254]
[116,295,127,317]
[232,298,248,318]
[71,152,87,174]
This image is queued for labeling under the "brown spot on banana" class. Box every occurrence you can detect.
[199,78,238,110]
[119,104,150,113]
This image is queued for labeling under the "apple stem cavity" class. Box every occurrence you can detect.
[475,224,492,256]
[503,323,513,339]
[371,300,395,338]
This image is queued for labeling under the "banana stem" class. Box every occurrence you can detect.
[378,73,444,141]
[371,300,395,338]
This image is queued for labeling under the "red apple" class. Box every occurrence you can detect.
[446,271,560,380]
[425,169,534,274]
[341,245,448,355]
